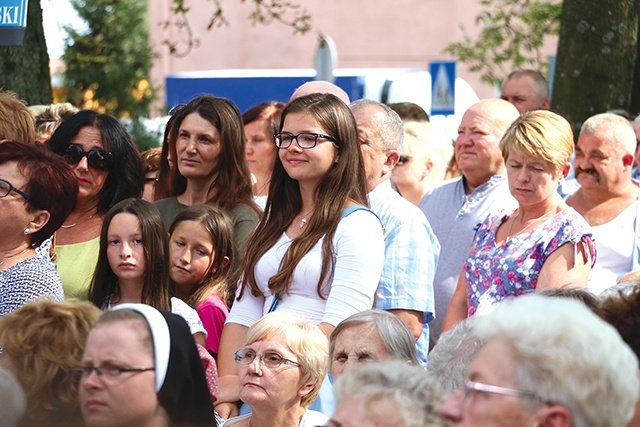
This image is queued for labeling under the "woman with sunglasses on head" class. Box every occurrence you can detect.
[215,93,385,419]
[48,110,143,300]
[0,141,78,316]
[155,96,261,274]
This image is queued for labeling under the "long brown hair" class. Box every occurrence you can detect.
[239,93,368,299]
[168,204,235,308]
[88,198,172,311]
[165,95,260,214]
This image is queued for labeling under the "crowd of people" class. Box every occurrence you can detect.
[0,70,640,426]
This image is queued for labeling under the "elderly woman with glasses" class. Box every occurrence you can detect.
[47,110,143,300]
[222,311,329,427]
[0,141,78,316]
[78,303,216,427]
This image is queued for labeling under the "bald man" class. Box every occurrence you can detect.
[290,80,350,104]
[419,99,520,347]
[500,69,550,114]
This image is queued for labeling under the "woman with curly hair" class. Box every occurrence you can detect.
[0,299,101,427]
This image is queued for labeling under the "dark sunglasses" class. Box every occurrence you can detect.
[396,155,412,166]
[63,144,111,171]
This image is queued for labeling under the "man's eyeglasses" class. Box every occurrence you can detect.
[63,144,111,171]
[461,379,550,404]
[396,155,412,166]
[71,365,155,382]
[0,178,31,200]
[235,348,300,369]
[274,132,337,149]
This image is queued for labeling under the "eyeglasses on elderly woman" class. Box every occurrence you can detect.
[459,379,552,404]
[0,178,31,200]
[235,348,301,368]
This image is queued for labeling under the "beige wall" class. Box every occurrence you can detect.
[149,0,557,108]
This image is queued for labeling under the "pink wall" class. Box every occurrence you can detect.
[149,0,557,108]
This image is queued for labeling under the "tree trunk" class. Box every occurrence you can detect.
[0,0,52,105]
[552,0,639,131]
[631,16,640,115]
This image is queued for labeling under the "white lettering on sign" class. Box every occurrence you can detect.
[1,7,19,25]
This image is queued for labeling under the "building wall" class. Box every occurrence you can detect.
[149,0,557,109]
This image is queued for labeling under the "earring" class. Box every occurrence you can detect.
[24,228,30,235]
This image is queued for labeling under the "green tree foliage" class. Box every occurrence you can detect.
[552,0,639,128]
[63,0,154,118]
[160,0,311,57]
[444,0,562,86]
[0,0,52,105]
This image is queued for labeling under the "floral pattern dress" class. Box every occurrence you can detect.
[465,207,595,316]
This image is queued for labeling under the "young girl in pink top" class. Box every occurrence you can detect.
[169,204,234,357]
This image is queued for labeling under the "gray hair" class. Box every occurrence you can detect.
[505,69,549,99]
[632,114,640,132]
[329,309,419,366]
[350,99,404,151]
[580,113,637,156]
[334,361,448,427]
[427,317,484,395]
[475,294,639,427]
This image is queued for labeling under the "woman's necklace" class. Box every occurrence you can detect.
[505,209,556,242]
[299,209,314,229]
[0,247,31,268]
[61,213,96,229]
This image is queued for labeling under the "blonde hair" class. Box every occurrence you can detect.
[0,299,101,425]
[0,91,35,144]
[403,121,453,190]
[243,312,329,408]
[500,110,573,173]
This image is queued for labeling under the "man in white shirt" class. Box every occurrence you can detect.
[566,113,640,293]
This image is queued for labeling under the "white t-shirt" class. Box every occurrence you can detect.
[107,296,206,337]
[587,200,636,294]
[226,210,384,327]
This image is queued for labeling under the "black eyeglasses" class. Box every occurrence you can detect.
[71,365,155,382]
[234,348,300,368]
[63,144,111,171]
[273,132,337,149]
[396,155,412,166]
[0,178,31,200]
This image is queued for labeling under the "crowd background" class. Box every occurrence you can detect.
[0,71,640,426]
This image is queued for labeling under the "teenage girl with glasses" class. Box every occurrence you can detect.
[215,93,385,419]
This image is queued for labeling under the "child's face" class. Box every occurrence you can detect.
[106,213,146,288]
[169,220,215,288]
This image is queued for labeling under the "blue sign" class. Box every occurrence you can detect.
[0,0,28,46]
[429,61,456,115]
